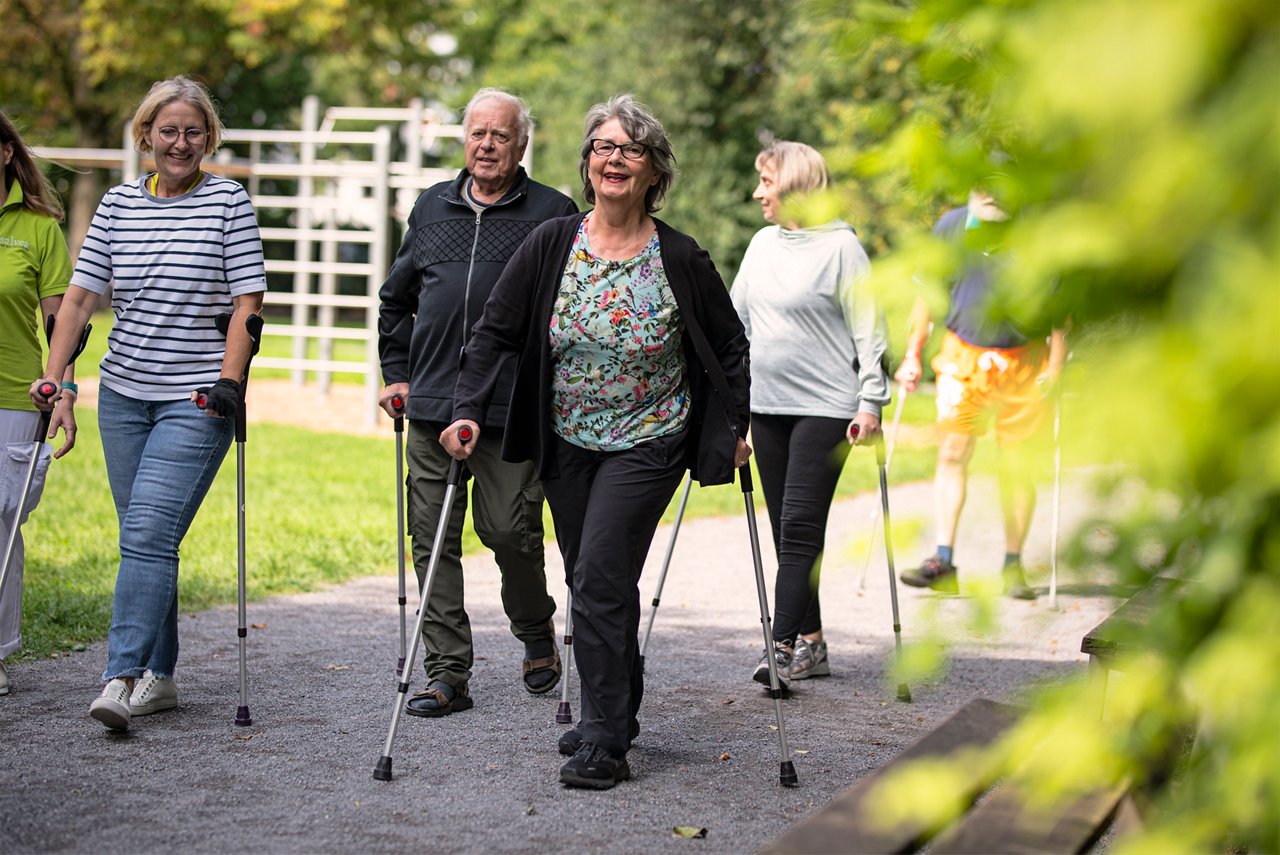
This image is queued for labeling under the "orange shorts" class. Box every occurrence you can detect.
[931,331,1048,445]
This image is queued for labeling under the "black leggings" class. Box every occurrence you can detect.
[751,413,851,643]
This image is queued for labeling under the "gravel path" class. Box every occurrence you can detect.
[0,467,1120,854]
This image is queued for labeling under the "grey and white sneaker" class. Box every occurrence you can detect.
[129,670,178,716]
[752,642,793,691]
[89,679,132,730]
[791,638,831,680]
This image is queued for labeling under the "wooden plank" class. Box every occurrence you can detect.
[931,782,1127,854]
[1080,576,1180,664]
[762,699,1020,855]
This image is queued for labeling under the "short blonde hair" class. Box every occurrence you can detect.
[131,76,224,155]
[755,141,830,199]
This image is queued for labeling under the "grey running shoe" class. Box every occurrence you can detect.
[791,638,831,680]
[901,554,959,593]
[752,642,793,690]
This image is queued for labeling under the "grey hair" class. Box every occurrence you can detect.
[578,94,676,213]
[131,76,225,155]
[462,88,533,148]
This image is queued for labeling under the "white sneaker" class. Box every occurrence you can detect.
[0,660,9,696]
[90,679,132,730]
[791,638,831,680]
[129,670,178,715]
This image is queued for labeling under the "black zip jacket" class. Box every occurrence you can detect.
[452,212,751,487]
[378,167,577,425]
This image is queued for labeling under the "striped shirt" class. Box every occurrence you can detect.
[72,174,267,400]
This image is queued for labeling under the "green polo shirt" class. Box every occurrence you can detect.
[0,181,72,410]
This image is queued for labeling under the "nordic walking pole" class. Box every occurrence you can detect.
[3,318,92,605]
[740,463,799,788]
[857,384,908,589]
[390,394,409,676]
[852,424,911,702]
[555,589,576,724]
[199,312,264,726]
[638,473,692,673]
[1049,387,1063,611]
[374,425,473,781]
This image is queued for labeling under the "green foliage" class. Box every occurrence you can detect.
[836,0,1280,850]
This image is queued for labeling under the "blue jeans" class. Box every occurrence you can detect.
[98,385,233,681]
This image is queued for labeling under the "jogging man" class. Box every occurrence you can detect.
[378,88,576,717]
[895,187,1067,600]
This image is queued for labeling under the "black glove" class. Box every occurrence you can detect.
[197,378,242,419]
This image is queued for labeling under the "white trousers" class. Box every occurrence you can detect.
[0,409,51,660]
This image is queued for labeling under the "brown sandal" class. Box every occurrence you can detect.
[405,680,473,717]
[522,651,561,695]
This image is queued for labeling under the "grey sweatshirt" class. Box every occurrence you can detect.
[731,220,889,419]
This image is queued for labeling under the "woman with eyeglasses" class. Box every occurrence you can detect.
[32,76,266,730]
[441,94,751,789]
[731,141,889,690]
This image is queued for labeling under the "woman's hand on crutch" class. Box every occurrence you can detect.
[440,419,479,460]
[733,437,753,469]
[845,412,882,446]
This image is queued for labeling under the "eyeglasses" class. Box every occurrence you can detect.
[156,127,207,145]
[590,139,648,160]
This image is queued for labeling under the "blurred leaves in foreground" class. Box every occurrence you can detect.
[844,0,1280,851]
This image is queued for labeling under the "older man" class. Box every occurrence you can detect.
[378,89,577,717]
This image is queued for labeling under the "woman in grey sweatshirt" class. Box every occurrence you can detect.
[731,140,890,688]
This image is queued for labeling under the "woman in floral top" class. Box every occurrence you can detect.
[445,95,751,790]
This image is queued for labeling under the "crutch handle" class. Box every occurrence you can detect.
[457,425,473,444]
[737,462,754,493]
[35,381,58,401]
[390,394,405,414]
[195,392,209,410]
[847,422,860,443]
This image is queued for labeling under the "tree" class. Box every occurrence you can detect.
[827,1,1280,851]
[0,0,455,252]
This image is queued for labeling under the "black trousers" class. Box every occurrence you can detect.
[750,413,851,642]
[541,429,688,756]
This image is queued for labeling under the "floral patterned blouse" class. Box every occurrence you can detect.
[548,215,690,451]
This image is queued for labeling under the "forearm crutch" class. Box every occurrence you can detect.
[857,385,908,589]
[390,394,409,675]
[638,473,692,672]
[740,464,799,788]
[858,425,912,703]
[1049,389,1063,611]
[3,318,92,605]
[555,589,576,724]
[374,427,472,781]
[200,312,265,726]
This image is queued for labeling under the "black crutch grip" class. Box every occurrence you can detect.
[738,462,754,493]
[391,394,406,432]
[35,381,58,401]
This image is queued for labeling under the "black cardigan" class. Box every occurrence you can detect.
[452,212,751,486]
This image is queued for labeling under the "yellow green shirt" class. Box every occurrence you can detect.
[0,181,72,410]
